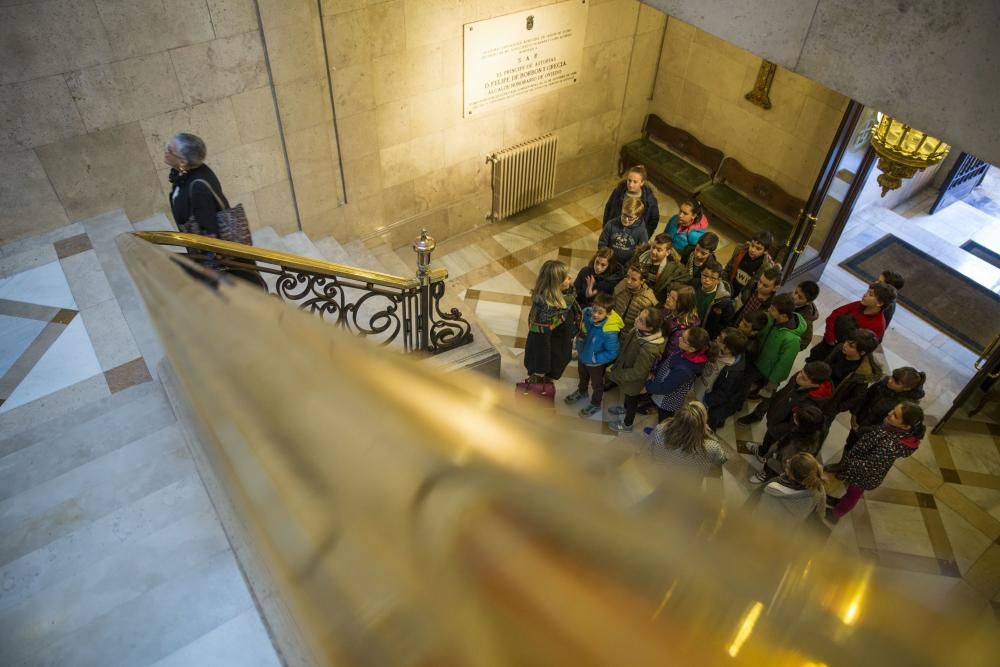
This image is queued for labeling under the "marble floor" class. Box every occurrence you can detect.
[401,175,1000,619]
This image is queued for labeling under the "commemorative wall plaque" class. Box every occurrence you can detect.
[463,0,588,118]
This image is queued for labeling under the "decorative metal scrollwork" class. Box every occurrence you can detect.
[427,281,474,352]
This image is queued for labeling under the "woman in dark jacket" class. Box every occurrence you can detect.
[165,132,226,237]
[603,165,661,238]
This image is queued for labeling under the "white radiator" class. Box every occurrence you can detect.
[486,134,558,222]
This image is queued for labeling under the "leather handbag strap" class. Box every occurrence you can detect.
[187,178,230,214]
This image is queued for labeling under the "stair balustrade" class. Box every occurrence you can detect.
[130,228,473,353]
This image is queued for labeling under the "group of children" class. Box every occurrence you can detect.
[523,165,927,526]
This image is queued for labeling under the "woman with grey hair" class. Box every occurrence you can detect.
[164,132,226,238]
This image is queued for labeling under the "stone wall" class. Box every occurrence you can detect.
[0,0,297,245]
[1,0,666,248]
[649,17,849,201]
[321,0,666,248]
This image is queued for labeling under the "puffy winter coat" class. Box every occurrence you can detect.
[603,182,661,237]
[664,212,709,254]
[576,308,624,366]
[754,312,808,386]
[838,424,920,490]
[764,376,833,441]
[703,354,748,426]
[609,329,666,396]
[613,280,657,332]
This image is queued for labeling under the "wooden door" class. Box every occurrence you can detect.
[928,152,991,214]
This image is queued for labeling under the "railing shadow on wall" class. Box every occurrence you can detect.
[131,231,472,354]
[112,233,1000,667]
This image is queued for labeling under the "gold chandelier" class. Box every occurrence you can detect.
[869,112,949,196]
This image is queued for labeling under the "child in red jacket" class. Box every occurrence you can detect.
[806,282,896,362]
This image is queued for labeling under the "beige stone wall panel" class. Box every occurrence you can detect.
[375,100,413,147]
[94,0,215,61]
[292,163,342,219]
[617,102,647,144]
[259,0,316,29]
[379,132,444,189]
[284,123,336,182]
[340,193,385,239]
[658,17,694,80]
[410,86,462,137]
[324,1,404,69]
[0,76,86,152]
[403,0,462,50]
[502,93,559,146]
[623,30,661,108]
[138,97,243,170]
[206,0,261,39]
[446,156,491,201]
[443,114,503,166]
[382,180,420,224]
[0,150,71,244]
[253,179,298,233]
[0,0,113,85]
[336,112,378,161]
[412,169,452,213]
[210,135,287,195]
[331,65,376,117]
[585,0,640,47]
[65,53,185,132]
[556,145,616,193]
[262,20,322,85]
[445,191,491,237]
[274,79,332,133]
[35,122,163,222]
[342,153,383,201]
[171,32,268,105]
[230,86,281,144]
[637,2,667,34]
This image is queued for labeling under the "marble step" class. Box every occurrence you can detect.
[281,231,326,261]
[132,211,177,233]
[342,239,385,272]
[82,209,166,378]
[0,222,86,279]
[313,235,353,266]
[249,226,288,253]
[371,242,416,277]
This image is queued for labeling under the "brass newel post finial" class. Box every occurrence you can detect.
[745,60,777,110]
[413,228,435,282]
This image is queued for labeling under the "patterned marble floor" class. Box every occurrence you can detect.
[400,175,1000,619]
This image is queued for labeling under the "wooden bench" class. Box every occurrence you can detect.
[619,114,724,201]
[698,157,804,244]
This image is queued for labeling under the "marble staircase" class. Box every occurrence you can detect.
[0,210,495,665]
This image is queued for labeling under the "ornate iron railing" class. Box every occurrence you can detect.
[131,230,473,354]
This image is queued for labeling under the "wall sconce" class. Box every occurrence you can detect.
[869,112,949,196]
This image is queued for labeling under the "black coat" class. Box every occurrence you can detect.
[704,354,747,427]
[169,165,226,236]
[852,379,925,428]
[574,264,624,309]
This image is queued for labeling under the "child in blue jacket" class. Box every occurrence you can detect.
[565,293,623,417]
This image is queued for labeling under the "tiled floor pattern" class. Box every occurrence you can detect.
[411,175,1000,615]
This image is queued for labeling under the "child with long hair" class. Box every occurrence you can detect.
[646,327,711,422]
[759,453,827,524]
[661,286,699,359]
[602,164,661,237]
[664,199,709,258]
[573,247,623,309]
[827,402,925,522]
[829,366,926,469]
[524,259,578,383]
[646,401,727,477]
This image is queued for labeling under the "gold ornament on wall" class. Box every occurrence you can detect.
[744,60,777,110]
[869,112,950,196]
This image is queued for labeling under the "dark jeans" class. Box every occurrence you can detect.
[657,406,674,423]
[623,393,641,426]
[578,362,607,407]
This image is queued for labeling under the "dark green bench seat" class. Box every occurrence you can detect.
[620,115,723,201]
[698,157,804,244]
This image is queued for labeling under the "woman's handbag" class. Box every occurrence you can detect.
[515,378,556,405]
[183,179,253,246]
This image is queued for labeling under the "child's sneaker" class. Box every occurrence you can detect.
[608,405,626,415]
[609,421,633,433]
[749,470,770,485]
[579,404,600,417]
[642,426,654,435]
[745,442,767,464]
[564,390,587,404]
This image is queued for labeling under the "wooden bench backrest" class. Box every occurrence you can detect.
[715,157,804,222]
[643,114,724,175]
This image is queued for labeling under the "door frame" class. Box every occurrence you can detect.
[780,100,868,283]
[933,332,1000,433]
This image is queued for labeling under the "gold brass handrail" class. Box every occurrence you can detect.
[131,230,472,353]
[115,232,1000,667]
[133,231,449,289]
